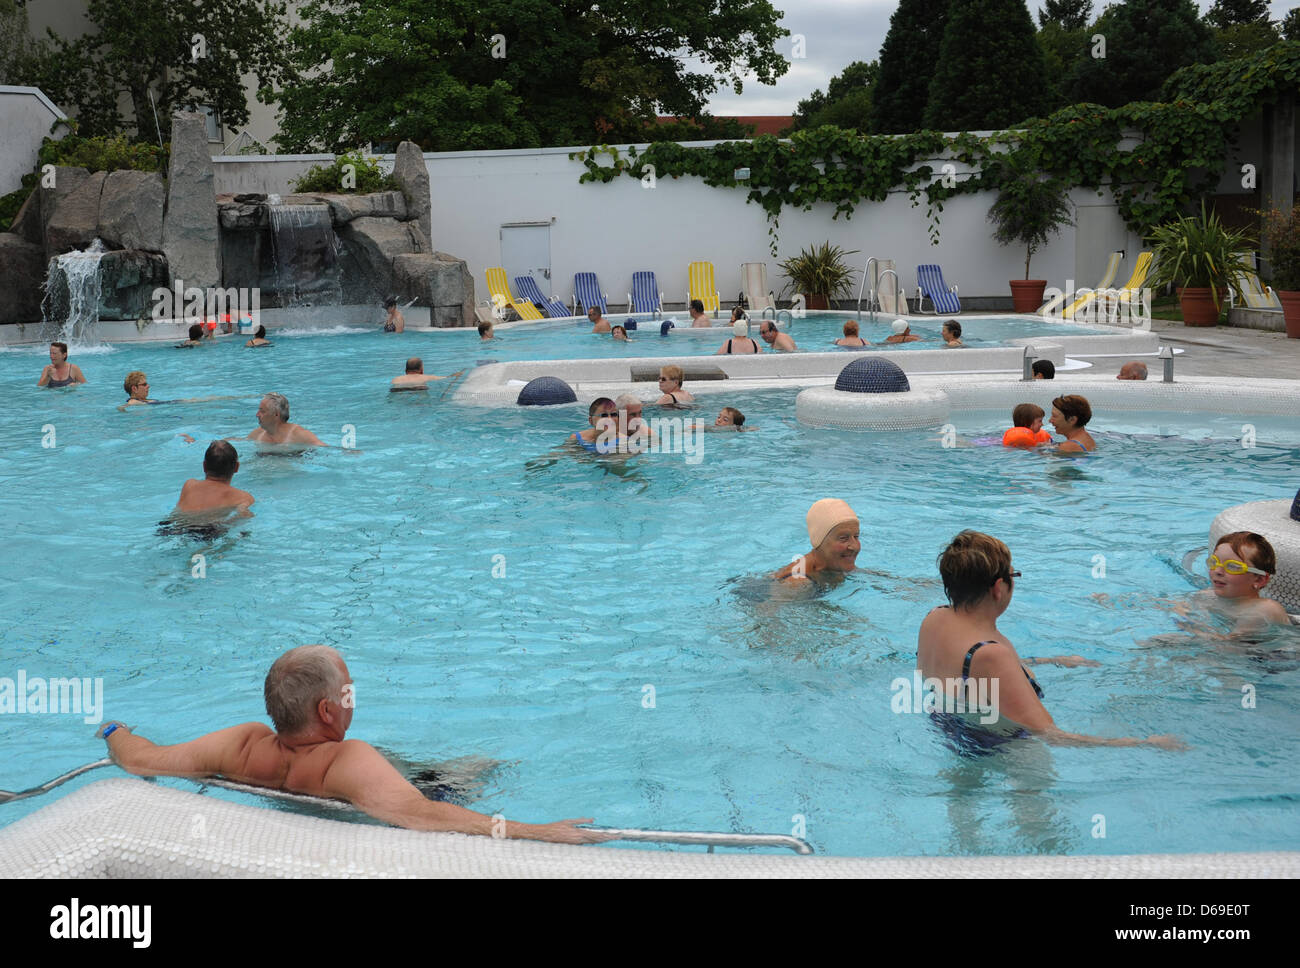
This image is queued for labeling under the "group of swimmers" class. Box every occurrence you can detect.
[787,500,1288,752]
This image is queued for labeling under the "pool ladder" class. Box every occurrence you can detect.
[857,259,901,322]
[761,306,794,331]
[2,761,816,855]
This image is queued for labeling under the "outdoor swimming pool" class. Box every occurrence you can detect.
[1,330,1297,857]
[470,311,1112,360]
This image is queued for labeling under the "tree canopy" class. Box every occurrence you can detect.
[269,0,789,152]
[1066,0,1217,108]
[870,0,950,134]
[924,0,1051,131]
[789,60,878,133]
[30,0,290,140]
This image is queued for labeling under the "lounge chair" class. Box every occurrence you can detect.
[485,267,543,321]
[1041,250,1123,317]
[513,275,570,318]
[1228,251,1282,310]
[1060,253,1154,320]
[687,261,721,316]
[916,264,960,314]
[741,262,776,313]
[572,272,609,315]
[628,271,663,313]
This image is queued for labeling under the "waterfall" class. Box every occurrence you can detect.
[267,203,343,307]
[41,238,109,346]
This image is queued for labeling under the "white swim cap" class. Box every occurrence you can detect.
[892,319,908,334]
[733,320,749,337]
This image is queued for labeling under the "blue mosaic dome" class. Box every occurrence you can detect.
[834,358,910,393]
[517,376,577,406]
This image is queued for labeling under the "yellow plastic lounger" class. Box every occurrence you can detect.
[741,262,776,312]
[1066,252,1150,319]
[485,267,543,321]
[1044,251,1122,317]
[687,261,720,315]
[1230,252,1282,310]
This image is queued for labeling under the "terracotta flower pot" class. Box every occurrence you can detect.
[1277,290,1300,339]
[1009,279,1047,313]
[802,293,830,310]
[1177,287,1226,327]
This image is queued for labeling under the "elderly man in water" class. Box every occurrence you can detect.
[772,498,860,589]
[236,392,325,446]
[391,358,463,391]
[97,644,608,844]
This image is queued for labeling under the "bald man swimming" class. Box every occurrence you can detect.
[98,645,608,844]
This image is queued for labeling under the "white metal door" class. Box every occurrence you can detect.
[500,224,551,296]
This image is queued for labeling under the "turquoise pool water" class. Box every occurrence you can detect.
[1,330,1297,856]
[455,311,1109,360]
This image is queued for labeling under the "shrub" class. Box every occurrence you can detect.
[290,151,400,194]
[1256,204,1300,291]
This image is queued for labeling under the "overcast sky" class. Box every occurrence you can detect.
[704,0,1299,115]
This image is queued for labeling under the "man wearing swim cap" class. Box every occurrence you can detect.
[772,498,860,588]
[98,645,611,844]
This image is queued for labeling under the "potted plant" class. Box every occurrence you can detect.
[987,163,1073,313]
[778,241,859,310]
[1147,202,1254,327]
[1257,203,1300,339]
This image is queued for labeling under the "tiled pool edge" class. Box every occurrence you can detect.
[3,781,1294,878]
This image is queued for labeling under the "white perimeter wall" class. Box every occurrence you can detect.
[0,87,68,196]
[211,141,1148,305]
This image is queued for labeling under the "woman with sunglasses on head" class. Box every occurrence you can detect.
[917,531,1185,751]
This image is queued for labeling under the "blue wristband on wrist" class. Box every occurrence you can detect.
[101,723,120,739]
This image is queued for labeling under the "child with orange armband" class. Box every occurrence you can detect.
[1002,403,1053,448]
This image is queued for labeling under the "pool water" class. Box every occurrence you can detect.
[468,311,1108,360]
[1,331,1297,857]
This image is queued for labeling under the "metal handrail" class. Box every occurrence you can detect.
[875,269,899,321]
[0,758,112,804]
[776,309,793,331]
[761,306,776,321]
[586,827,813,854]
[3,763,815,854]
[857,258,878,323]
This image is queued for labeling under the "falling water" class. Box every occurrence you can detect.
[41,238,109,345]
[267,204,343,307]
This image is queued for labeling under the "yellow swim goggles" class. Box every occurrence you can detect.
[1206,555,1267,576]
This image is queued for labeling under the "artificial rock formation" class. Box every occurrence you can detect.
[97,170,165,252]
[42,168,103,259]
[161,112,221,290]
[0,233,45,324]
[391,141,431,241]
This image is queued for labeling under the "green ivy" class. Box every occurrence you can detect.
[571,40,1300,255]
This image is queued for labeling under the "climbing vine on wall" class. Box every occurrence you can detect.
[570,41,1300,255]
